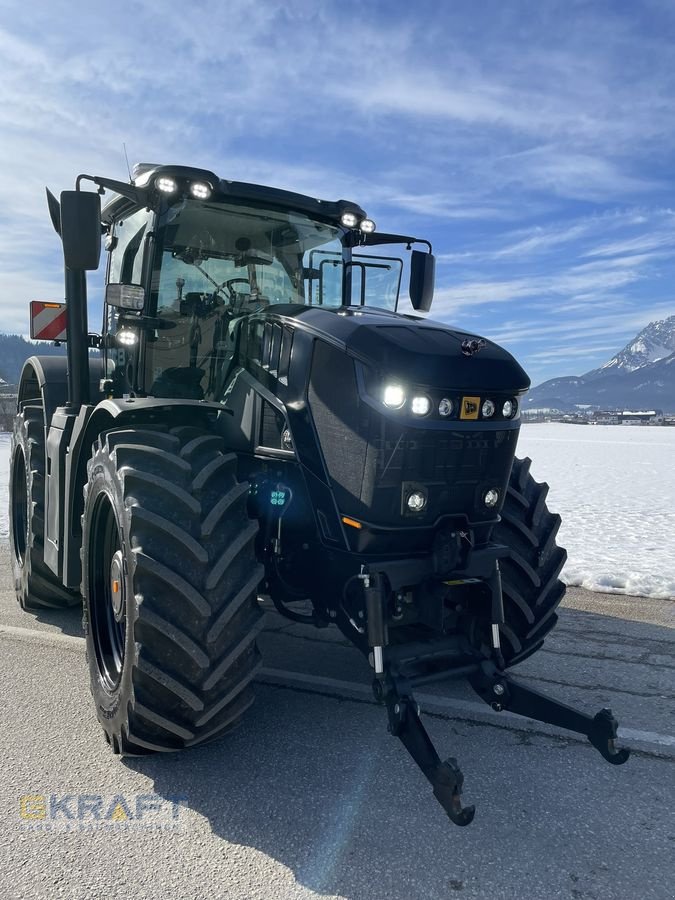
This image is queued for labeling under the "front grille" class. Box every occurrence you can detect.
[308,340,519,527]
[307,341,369,499]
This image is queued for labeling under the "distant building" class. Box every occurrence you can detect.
[592,410,620,425]
[619,410,664,425]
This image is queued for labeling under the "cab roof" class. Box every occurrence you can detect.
[99,163,367,226]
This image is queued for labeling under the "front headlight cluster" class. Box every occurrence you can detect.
[381,383,519,420]
[383,384,433,417]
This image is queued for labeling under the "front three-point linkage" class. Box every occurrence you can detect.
[374,675,476,826]
[363,565,629,827]
[469,660,631,765]
[362,568,475,826]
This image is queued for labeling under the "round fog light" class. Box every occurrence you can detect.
[502,399,517,418]
[383,384,406,409]
[483,488,500,508]
[411,395,431,416]
[407,491,427,511]
[481,399,495,418]
[438,398,454,417]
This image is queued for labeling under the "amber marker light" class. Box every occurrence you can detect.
[342,516,363,529]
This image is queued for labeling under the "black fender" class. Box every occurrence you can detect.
[17,355,105,422]
[58,397,229,587]
[17,356,105,587]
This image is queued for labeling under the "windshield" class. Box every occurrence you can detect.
[141,200,349,399]
[152,199,346,313]
[138,199,404,400]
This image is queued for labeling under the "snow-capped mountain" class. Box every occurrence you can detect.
[586,315,675,378]
[526,315,675,412]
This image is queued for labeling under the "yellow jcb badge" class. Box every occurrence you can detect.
[460,397,480,420]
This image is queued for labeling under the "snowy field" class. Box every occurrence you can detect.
[1,424,673,599]
[517,424,675,600]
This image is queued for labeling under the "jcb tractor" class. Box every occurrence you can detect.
[9,164,629,826]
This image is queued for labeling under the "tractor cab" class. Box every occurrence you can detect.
[97,165,435,403]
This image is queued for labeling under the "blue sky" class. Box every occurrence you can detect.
[0,0,673,385]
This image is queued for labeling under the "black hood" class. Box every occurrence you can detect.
[271,304,530,394]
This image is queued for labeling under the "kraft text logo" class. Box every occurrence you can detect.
[19,793,187,831]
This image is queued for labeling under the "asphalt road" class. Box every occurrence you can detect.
[0,545,673,900]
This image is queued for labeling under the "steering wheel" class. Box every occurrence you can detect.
[220,278,251,302]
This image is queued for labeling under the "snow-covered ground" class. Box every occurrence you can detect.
[517,423,675,600]
[0,424,673,599]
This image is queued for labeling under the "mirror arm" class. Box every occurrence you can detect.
[352,232,433,253]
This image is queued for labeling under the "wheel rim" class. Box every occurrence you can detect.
[88,493,126,692]
[11,447,28,566]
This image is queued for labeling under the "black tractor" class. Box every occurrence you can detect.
[9,164,629,826]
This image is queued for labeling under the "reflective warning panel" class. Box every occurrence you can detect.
[30,301,67,341]
[460,396,480,420]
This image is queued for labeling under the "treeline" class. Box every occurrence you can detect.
[0,333,66,385]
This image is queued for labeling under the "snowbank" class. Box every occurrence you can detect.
[1,424,673,599]
[517,424,675,601]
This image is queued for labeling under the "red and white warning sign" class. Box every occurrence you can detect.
[30,301,67,341]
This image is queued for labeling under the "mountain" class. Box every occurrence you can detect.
[526,315,675,412]
[586,316,675,379]
[0,334,66,386]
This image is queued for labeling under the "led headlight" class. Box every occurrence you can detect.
[383,384,406,409]
[483,488,500,508]
[502,399,517,418]
[190,181,212,200]
[438,398,454,417]
[359,218,376,233]
[411,395,432,416]
[156,176,178,194]
[407,490,427,511]
[340,212,359,228]
[116,328,138,346]
[481,399,495,418]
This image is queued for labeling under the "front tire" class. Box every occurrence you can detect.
[489,456,567,666]
[82,426,265,754]
[9,404,79,610]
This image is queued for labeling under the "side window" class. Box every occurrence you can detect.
[109,208,152,286]
[307,249,344,305]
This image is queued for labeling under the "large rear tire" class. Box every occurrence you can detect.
[9,404,79,611]
[81,425,265,754]
[485,456,567,667]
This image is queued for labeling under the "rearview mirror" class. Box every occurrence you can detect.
[59,190,102,271]
[237,249,274,267]
[409,250,435,312]
[106,283,145,310]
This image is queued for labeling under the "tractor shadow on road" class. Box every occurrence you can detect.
[28,602,83,637]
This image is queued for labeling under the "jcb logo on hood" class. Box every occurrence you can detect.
[460,397,480,420]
